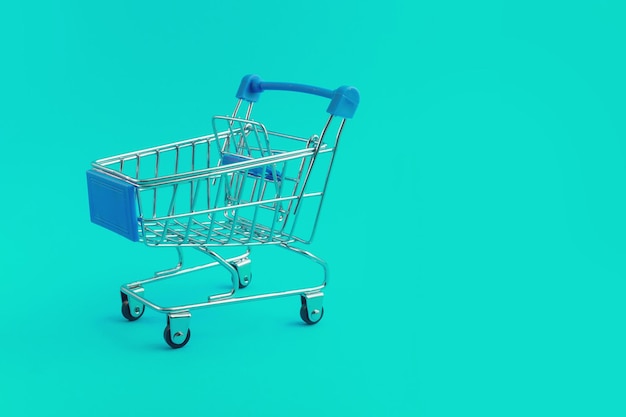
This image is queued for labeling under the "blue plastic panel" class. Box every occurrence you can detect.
[221,153,283,181]
[86,170,139,242]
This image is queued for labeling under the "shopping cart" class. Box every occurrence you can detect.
[86,74,359,348]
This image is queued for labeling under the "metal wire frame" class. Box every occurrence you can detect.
[89,91,354,348]
[92,100,346,247]
[120,243,329,315]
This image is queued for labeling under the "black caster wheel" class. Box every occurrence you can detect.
[300,296,324,325]
[163,326,191,349]
[121,292,145,321]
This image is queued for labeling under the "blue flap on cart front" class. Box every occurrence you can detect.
[221,153,283,181]
[86,170,139,242]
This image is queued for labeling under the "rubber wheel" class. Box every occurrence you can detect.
[163,326,191,349]
[121,293,144,321]
[299,296,324,325]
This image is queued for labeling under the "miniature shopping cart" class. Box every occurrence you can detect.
[86,74,359,348]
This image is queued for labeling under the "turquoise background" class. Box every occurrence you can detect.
[1,1,626,415]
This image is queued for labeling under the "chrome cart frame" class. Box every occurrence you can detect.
[86,74,359,348]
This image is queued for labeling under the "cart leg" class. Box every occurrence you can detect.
[155,247,184,277]
[280,244,329,289]
[164,311,192,349]
[206,249,241,300]
[300,292,324,325]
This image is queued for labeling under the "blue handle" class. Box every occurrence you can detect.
[236,74,360,119]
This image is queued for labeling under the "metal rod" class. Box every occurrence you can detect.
[121,244,327,313]
[126,248,250,287]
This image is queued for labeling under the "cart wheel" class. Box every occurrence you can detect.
[121,292,145,321]
[239,273,252,289]
[300,296,324,325]
[163,325,191,349]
